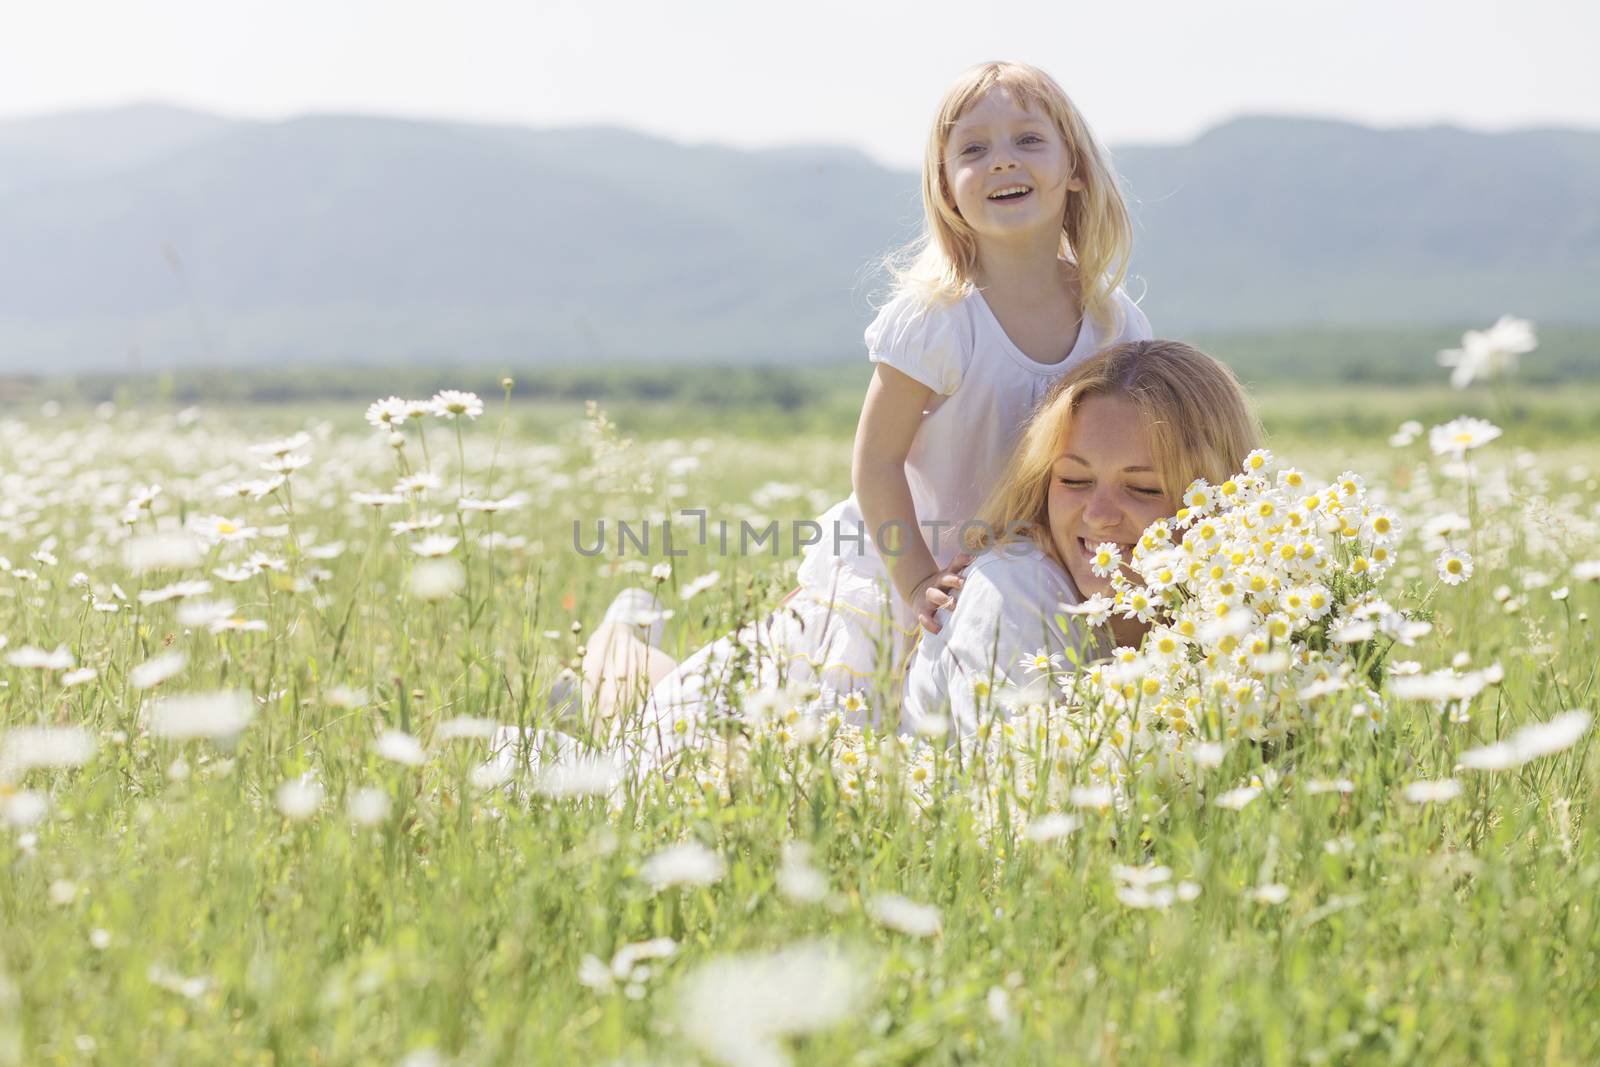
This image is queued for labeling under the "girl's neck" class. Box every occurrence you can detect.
[972,231,1073,306]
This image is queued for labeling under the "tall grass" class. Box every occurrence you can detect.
[0,392,1595,1065]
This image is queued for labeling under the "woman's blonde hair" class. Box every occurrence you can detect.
[888,61,1135,333]
[967,340,1263,556]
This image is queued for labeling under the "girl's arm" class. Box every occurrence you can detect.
[852,364,969,631]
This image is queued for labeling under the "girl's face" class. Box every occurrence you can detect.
[1046,394,1176,599]
[943,85,1083,244]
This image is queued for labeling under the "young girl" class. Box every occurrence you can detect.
[589,60,1151,751]
[840,58,1149,626]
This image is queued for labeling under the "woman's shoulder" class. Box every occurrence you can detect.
[961,541,1076,604]
[919,540,1083,671]
[947,543,1075,627]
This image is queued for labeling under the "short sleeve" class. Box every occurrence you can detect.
[864,293,970,396]
[1111,289,1153,344]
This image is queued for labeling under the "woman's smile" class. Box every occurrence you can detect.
[1075,534,1134,559]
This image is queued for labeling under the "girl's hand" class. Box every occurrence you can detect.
[914,554,975,634]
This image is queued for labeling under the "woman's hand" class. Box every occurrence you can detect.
[913,554,975,634]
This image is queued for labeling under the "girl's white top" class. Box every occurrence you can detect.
[901,541,1099,735]
[798,286,1150,610]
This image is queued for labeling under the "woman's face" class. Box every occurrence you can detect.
[1047,394,1176,598]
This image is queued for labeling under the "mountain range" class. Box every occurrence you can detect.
[1,103,1596,372]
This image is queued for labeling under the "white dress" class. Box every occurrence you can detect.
[627,286,1150,761]
[900,541,1103,737]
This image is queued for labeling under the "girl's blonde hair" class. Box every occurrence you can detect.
[889,61,1135,332]
[968,340,1263,556]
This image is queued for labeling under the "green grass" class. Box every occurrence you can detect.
[0,386,1596,1065]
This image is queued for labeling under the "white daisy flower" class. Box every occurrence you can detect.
[365,396,409,430]
[430,390,484,419]
[395,472,442,495]
[1090,542,1123,578]
[410,535,459,558]
[1437,549,1473,586]
[1428,416,1502,457]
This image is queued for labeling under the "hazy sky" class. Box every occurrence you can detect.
[3,0,1596,167]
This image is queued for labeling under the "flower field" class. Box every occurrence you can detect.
[1,378,1598,1066]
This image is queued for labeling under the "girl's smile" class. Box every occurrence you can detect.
[987,183,1034,203]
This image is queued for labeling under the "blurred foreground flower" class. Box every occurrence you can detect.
[533,753,623,798]
[374,730,426,766]
[146,691,256,741]
[1459,710,1591,771]
[1023,813,1081,844]
[2,790,49,828]
[4,645,74,671]
[121,533,204,574]
[0,726,95,781]
[130,651,187,690]
[1437,315,1537,389]
[275,775,324,820]
[1403,779,1462,804]
[1112,864,1200,910]
[776,841,829,903]
[641,841,725,890]
[410,557,464,600]
[1249,883,1291,905]
[347,787,392,826]
[867,893,941,937]
[675,940,869,1067]
[578,936,677,994]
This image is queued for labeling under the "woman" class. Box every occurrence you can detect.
[901,338,1261,736]
[580,340,1260,761]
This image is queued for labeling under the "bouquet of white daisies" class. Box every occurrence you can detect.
[1002,448,1437,785]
